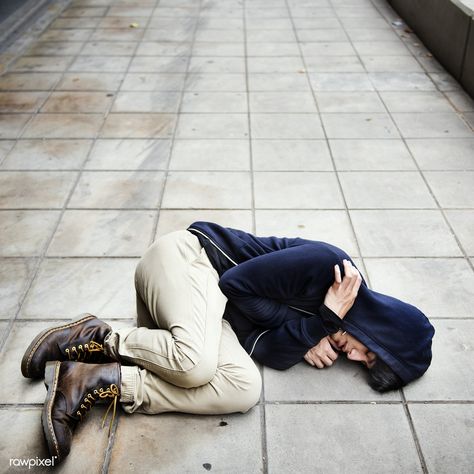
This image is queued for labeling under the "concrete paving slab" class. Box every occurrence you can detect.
[424,171,474,207]
[162,171,252,209]
[409,404,474,474]
[247,42,300,56]
[360,55,424,73]
[0,140,14,162]
[406,138,474,170]
[350,210,462,257]
[301,42,356,56]
[2,139,92,170]
[70,55,131,73]
[112,91,181,113]
[57,72,123,91]
[156,210,253,238]
[392,112,473,138]
[0,114,31,139]
[297,28,348,42]
[255,209,358,256]
[68,171,165,209]
[0,211,59,256]
[304,55,365,72]
[175,113,248,139]
[0,407,51,471]
[20,258,137,319]
[316,91,385,113]
[170,139,250,170]
[85,139,170,170]
[22,113,104,139]
[0,258,36,318]
[135,42,191,57]
[0,321,55,403]
[41,91,113,113]
[251,113,324,139]
[0,320,8,341]
[181,91,248,113]
[26,41,84,57]
[254,171,343,209]
[404,319,474,401]
[264,356,400,402]
[330,139,416,170]
[0,91,48,113]
[321,113,400,139]
[445,210,474,255]
[365,258,474,318]
[252,139,331,170]
[0,171,77,208]
[184,73,246,92]
[353,40,411,56]
[310,72,374,92]
[339,171,436,208]
[248,73,310,92]
[100,113,176,138]
[266,404,422,474]
[192,42,245,57]
[250,92,317,113]
[380,91,455,112]
[109,409,262,474]
[47,210,155,257]
[11,56,73,73]
[120,73,185,92]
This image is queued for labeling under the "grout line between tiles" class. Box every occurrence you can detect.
[145,1,203,244]
[284,0,372,288]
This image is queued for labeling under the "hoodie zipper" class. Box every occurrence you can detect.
[188,226,316,354]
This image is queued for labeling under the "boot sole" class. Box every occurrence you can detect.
[21,313,96,379]
[42,361,62,462]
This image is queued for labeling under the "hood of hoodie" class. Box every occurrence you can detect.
[343,286,435,384]
[188,221,435,384]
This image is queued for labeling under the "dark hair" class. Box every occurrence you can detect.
[368,358,404,392]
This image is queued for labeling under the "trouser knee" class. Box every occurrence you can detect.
[238,364,262,412]
[172,355,218,389]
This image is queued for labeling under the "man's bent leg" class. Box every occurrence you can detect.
[120,320,262,415]
[105,230,227,389]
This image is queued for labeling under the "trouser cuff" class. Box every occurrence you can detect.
[120,365,137,404]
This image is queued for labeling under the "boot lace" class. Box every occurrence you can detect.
[75,384,119,436]
[65,341,104,362]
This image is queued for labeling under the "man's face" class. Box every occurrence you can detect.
[329,331,377,368]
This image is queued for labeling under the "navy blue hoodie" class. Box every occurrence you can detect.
[188,221,435,384]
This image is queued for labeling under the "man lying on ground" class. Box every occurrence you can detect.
[21,221,435,463]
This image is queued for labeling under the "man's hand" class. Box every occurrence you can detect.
[324,259,362,319]
[304,337,339,369]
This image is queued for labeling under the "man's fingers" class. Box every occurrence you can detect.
[348,268,362,294]
[314,359,325,369]
[341,259,354,288]
[328,349,339,361]
[304,354,315,366]
[334,264,342,284]
[322,356,334,367]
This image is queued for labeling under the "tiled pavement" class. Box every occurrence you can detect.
[0,0,474,472]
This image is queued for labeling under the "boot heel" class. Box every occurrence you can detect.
[42,361,61,460]
[44,361,58,390]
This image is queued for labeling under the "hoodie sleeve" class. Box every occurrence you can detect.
[218,244,340,336]
[247,314,330,370]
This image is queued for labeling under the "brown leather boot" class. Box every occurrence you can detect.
[42,360,121,463]
[21,313,113,379]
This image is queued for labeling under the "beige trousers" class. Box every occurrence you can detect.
[104,230,262,415]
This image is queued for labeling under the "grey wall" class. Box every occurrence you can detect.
[388,0,474,97]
